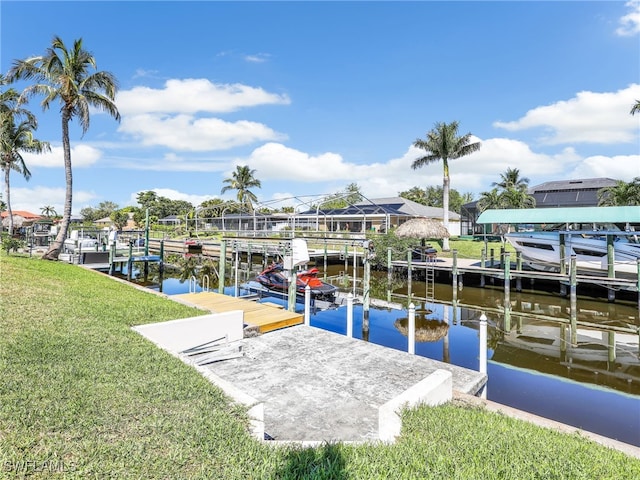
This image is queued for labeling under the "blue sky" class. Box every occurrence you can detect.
[2,1,639,215]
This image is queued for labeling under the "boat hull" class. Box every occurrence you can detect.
[505,231,640,276]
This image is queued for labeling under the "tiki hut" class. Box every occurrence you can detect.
[394,217,450,240]
[394,311,449,343]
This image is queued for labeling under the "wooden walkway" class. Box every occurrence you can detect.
[172,292,303,333]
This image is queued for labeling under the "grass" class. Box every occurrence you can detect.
[1,253,639,479]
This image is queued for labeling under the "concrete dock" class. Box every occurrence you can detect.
[199,324,486,442]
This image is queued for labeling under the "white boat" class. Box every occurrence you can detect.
[505,230,640,275]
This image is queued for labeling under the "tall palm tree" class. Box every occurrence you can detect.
[1,117,50,234]
[220,165,261,213]
[412,121,481,250]
[492,167,530,192]
[631,100,640,116]
[597,177,640,206]
[1,76,50,235]
[8,36,120,260]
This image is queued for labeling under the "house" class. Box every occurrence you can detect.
[461,177,619,235]
[1,210,42,234]
[296,197,461,236]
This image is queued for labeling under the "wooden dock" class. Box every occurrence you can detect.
[172,292,303,333]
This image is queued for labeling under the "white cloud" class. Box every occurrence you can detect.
[493,84,640,145]
[116,78,290,115]
[567,154,640,181]
[617,0,640,36]
[22,144,102,168]
[9,186,98,215]
[128,188,215,208]
[119,114,285,151]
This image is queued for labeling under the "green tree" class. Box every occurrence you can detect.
[412,121,481,250]
[492,167,530,192]
[597,177,640,206]
[398,186,428,205]
[500,187,536,209]
[8,36,120,260]
[631,100,640,116]
[399,186,473,214]
[319,183,363,210]
[1,96,50,234]
[221,165,261,213]
[477,188,504,212]
[110,210,129,230]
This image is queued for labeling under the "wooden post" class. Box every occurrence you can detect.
[347,292,354,338]
[127,240,133,281]
[159,240,165,292]
[479,313,487,399]
[109,243,116,276]
[287,268,297,311]
[480,247,486,288]
[387,246,392,283]
[323,241,328,280]
[608,331,616,364]
[218,239,227,294]
[559,233,566,276]
[407,248,413,286]
[408,302,415,355]
[499,246,504,269]
[607,234,615,279]
[570,255,577,346]
[363,249,371,329]
[452,249,458,290]
[515,251,522,292]
[490,248,495,267]
[304,285,311,326]
[352,244,357,296]
[344,244,348,273]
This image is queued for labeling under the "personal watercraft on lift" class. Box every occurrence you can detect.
[255,263,338,301]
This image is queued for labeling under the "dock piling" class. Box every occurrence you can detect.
[347,293,354,338]
[408,302,415,355]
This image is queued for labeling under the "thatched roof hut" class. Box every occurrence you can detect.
[2,215,25,229]
[394,311,449,343]
[394,217,450,239]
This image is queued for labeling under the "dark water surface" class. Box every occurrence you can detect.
[150,268,640,447]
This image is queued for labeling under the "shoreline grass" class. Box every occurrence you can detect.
[1,253,638,479]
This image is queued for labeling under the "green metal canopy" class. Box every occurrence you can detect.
[476,206,640,225]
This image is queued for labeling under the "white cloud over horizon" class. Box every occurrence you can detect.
[493,84,640,145]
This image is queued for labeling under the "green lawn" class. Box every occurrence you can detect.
[1,253,638,479]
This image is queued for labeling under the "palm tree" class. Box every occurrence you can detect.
[500,187,536,209]
[476,188,504,212]
[1,118,50,234]
[8,36,120,260]
[492,167,530,192]
[597,177,640,206]
[631,100,640,116]
[40,205,57,217]
[412,121,481,250]
[220,165,261,213]
[1,75,50,235]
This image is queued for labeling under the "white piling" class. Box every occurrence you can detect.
[347,293,354,338]
[304,285,311,326]
[479,313,488,399]
[408,302,416,355]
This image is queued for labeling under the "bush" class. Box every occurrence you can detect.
[1,234,24,254]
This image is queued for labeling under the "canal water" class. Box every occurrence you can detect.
[144,267,640,447]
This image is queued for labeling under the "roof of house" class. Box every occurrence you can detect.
[528,177,618,193]
[304,197,461,220]
[0,210,42,220]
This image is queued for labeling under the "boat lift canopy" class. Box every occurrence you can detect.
[476,206,640,225]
